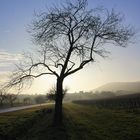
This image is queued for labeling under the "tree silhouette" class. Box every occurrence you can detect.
[5,93,17,107]
[6,0,134,125]
[0,90,6,106]
[46,86,68,101]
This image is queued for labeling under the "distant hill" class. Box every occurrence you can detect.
[93,82,140,93]
[64,82,140,102]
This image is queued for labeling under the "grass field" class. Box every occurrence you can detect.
[0,103,140,140]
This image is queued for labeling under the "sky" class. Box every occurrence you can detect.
[0,0,140,94]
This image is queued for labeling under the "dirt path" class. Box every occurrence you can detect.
[0,103,53,114]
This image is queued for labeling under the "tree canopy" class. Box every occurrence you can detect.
[5,0,134,91]
[4,0,134,125]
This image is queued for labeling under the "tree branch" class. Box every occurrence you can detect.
[64,58,93,77]
[28,62,59,77]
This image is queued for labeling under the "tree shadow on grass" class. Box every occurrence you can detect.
[1,108,69,140]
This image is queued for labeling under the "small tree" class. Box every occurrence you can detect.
[46,86,68,101]
[0,90,6,106]
[46,86,56,101]
[5,0,134,125]
[5,93,17,107]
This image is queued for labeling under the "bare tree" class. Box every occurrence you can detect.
[46,86,56,101]
[0,90,6,106]
[5,93,17,107]
[46,86,68,101]
[5,0,134,125]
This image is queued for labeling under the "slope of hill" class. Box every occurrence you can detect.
[93,82,140,93]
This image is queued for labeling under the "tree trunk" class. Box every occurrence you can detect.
[53,77,63,126]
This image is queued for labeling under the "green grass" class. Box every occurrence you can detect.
[64,103,140,140]
[0,104,54,140]
[0,103,140,140]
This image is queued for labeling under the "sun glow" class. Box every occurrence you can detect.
[63,77,72,88]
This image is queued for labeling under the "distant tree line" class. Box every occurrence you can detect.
[0,87,68,108]
[0,90,47,108]
[0,90,18,107]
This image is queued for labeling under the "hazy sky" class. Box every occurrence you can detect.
[0,0,140,94]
